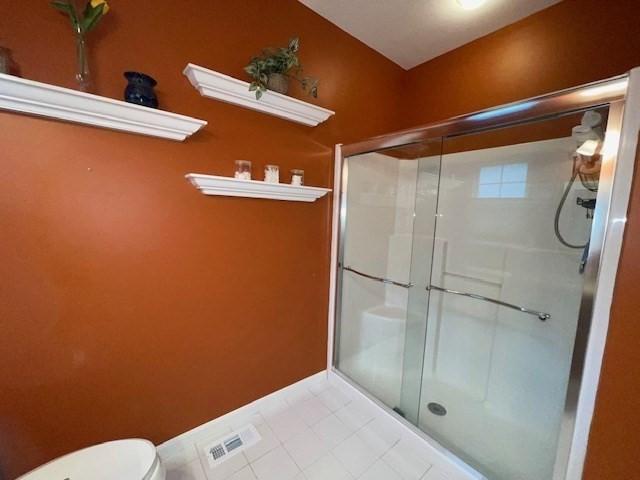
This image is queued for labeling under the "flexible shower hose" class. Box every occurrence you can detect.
[554,169,587,249]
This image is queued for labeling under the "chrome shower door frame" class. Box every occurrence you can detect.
[328,68,640,480]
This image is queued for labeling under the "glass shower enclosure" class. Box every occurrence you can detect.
[333,76,631,480]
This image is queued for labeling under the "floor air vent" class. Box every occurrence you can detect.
[202,424,261,468]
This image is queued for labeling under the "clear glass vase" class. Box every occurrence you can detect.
[74,26,91,92]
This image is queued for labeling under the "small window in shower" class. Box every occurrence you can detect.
[477,163,528,198]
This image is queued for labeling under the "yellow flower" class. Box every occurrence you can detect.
[90,0,109,14]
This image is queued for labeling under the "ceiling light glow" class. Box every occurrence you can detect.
[457,0,487,10]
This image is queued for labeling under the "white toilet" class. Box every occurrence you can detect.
[17,439,165,480]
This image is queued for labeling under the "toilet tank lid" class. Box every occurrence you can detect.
[16,439,158,480]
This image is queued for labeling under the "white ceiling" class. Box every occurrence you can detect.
[300,0,562,69]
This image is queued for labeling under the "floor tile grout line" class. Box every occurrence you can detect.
[251,414,285,464]
[192,455,208,479]
[246,454,259,480]
[325,449,358,479]
[281,443,305,478]
[182,378,421,480]
[381,437,434,480]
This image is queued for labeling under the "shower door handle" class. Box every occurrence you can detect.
[426,285,551,321]
[342,265,413,289]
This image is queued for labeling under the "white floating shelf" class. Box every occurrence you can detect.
[0,73,207,141]
[186,173,331,202]
[183,64,335,127]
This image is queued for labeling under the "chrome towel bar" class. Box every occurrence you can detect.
[426,285,551,321]
[342,265,413,289]
[340,265,550,321]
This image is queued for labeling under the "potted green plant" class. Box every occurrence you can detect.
[244,37,318,100]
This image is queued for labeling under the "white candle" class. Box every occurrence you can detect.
[234,160,252,180]
[264,165,280,183]
[291,169,304,186]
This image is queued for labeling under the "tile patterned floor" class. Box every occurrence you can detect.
[162,375,476,480]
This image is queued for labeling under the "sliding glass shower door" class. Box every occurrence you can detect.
[416,110,606,480]
[335,105,610,480]
[336,141,442,413]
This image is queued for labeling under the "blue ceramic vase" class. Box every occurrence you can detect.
[124,72,159,108]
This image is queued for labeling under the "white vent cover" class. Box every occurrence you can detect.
[202,424,261,468]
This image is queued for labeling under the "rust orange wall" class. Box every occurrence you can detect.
[3,0,640,478]
[400,1,640,478]
[401,0,640,127]
[0,1,405,477]
[584,140,640,479]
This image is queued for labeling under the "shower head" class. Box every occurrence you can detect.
[572,125,600,145]
[573,125,602,165]
[570,110,603,193]
[572,110,604,147]
[577,139,601,157]
[581,110,602,129]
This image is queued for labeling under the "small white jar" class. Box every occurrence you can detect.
[234,160,252,180]
[264,165,280,183]
[291,169,304,186]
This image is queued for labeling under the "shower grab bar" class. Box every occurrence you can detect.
[426,285,551,321]
[342,265,413,289]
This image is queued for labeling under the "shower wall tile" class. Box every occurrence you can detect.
[344,152,400,278]
[434,276,500,401]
